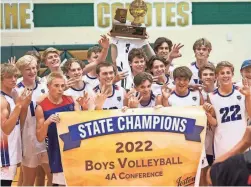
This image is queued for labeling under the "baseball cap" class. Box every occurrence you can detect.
[240,59,251,70]
[210,152,251,186]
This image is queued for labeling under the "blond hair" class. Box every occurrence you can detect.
[42,47,60,63]
[15,55,37,71]
[47,72,65,85]
[215,61,234,75]
[1,63,19,81]
[193,38,212,51]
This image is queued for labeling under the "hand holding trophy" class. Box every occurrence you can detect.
[110,0,148,39]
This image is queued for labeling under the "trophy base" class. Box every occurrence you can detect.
[110,21,147,39]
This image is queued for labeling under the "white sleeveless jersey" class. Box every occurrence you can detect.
[152,75,175,96]
[111,37,146,90]
[201,89,215,155]
[136,91,156,108]
[168,89,201,107]
[93,84,124,110]
[209,85,247,158]
[82,74,100,90]
[64,82,95,109]
[0,90,22,167]
[15,81,47,157]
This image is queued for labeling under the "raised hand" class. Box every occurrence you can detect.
[113,71,129,83]
[161,84,172,99]
[153,74,166,84]
[239,78,251,96]
[65,78,78,90]
[169,43,184,60]
[8,56,16,65]
[94,87,109,110]
[99,35,110,49]
[128,94,143,108]
[76,91,90,110]
[16,88,32,108]
[46,114,60,125]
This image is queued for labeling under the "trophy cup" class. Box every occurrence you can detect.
[110,0,148,39]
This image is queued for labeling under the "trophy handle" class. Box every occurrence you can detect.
[132,16,141,26]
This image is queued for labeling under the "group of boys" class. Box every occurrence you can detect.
[1,34,251,186]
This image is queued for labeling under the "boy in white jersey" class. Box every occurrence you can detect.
[83,46,102,89]
[127,72,162,108]
[94,62,126,110]
[236,60,251,126]
[162,66,203,107]
[147,55,174,96]
[62,58,95,109]
[41,35,109,85]
[161,66,207,185]
[152,37,183,77]
[189,38,213,85]
[207,61,251,159]
[0,64,31,186]
[124,48,148,90]
[15,55,52,186]
[198,63,217,165]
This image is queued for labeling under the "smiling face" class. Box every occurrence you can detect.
[201,69,216,86]
[151,60,166,77]
[21,60,38,83]
[135,80,152,99]
[156,42,170,60]
[67,62,83,80]
[88,52,100,63]
[130,57,146,75]
[217,67,233,87]
[241,66,251,82]
[45,52,61,71]
[174,77,190,94]
[98,66,115,86]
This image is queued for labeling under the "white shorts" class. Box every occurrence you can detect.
[53,172,66,185]
[22,152,49,168]
[0,165,17,180]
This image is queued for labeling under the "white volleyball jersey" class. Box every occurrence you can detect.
[64,82,95,109]
[0,91,22,167]
[93,84,124,110]
[209,85,247,158]
[82,74,100,90]
[168,89,201,107]
[111,37,146,90]
[16,81,47,157]
[152,75,175,96]
[201,89,215,155]
[136,91,156,108]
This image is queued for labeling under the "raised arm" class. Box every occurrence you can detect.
[82,35,109,75]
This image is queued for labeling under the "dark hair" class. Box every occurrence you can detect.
[147,55,170,71]
[173,66,193,80]
[62,58,86,75]
[96,62,117,75]
[198,63,216,79]
[134,72,153,87]
[128,48,148,63]
[87,46,102,59]
[153,37,173,53]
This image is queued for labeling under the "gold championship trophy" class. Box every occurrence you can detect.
[110,0,148,38]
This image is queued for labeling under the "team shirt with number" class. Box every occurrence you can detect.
[111,37,146,90]
[16,81,47,157]
[0,91,22,167]
[93,84,124,110]
[209,85,247,158]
